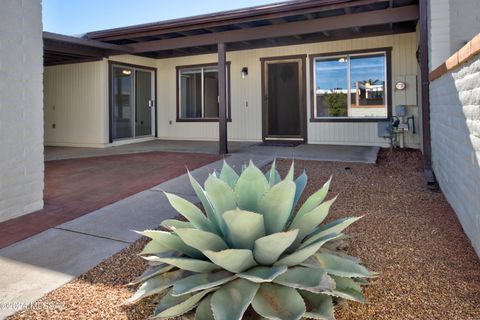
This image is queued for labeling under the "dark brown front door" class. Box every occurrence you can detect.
[261,55,306,142]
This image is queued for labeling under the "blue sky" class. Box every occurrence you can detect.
[43,0,279,35]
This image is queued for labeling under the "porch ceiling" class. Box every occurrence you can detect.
[86,0,419,59]
[43,32,133,66]
[43,0,419,65]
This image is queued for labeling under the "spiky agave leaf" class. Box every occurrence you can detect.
[288,196,338,249]
[153,288,217,319]
[219,160,239,188]
[203,249,257,273]
[211,279,259,320]
[299,291,334,320]
[302,216,363,247]
[128,269,188,303]
[264,158,281,187]
[253,229,299,265]
[130,160,373,320]
[238,265,288,283]
[327,276,366,303]
[251,283,306,320]
[172,271,235,296]
[223,209,265,249]
[258,179,296,234]
[235,161,270,211]
[272,267,335,293]
[313,252,377,278]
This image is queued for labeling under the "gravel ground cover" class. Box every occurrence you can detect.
[9,149,480,320]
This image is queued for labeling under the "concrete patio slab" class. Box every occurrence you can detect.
[0,228,128,319]
[45,140,254,161]
[45,140,380,164]
[236,144,380,164]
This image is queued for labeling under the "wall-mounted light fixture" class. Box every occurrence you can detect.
[241,67,248,79]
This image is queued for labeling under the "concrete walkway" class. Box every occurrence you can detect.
[0,153,272,319]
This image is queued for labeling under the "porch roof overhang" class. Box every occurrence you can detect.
[44,0,420,65]
[43,32,133,66]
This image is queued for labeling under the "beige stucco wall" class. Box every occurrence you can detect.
[0,0,44,222]
[43,32,421,148]
[156,32,420,147]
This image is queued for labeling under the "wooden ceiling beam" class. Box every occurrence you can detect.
[159,24,414,59]
[389,0,395,29]
[129,5,418,53]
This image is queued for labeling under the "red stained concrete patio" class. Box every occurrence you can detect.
[0,151,221,249]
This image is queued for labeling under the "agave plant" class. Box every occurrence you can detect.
[129,160,375,320]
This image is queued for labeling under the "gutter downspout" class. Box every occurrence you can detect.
[419,0,437,189]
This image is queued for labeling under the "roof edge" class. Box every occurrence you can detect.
[86,0,355,39]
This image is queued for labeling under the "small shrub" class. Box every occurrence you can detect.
[130,161,375,320]
[324,92,348,117]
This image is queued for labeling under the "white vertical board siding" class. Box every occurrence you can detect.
[43,55,157,148]
[155,32,420,148]
[44,61,108,147]
[156,54,222,141]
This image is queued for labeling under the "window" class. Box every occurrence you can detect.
[177,64,230,121]
[312,50,389,120]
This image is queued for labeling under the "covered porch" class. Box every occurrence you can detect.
[43,0,428,164]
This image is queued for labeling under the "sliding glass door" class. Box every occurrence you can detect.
[111,64,155,141]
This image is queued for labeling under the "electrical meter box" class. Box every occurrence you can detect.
[377,121,392,138]
[395,105,407,117]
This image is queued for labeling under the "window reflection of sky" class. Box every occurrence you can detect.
[316,59,347,90]
[316,55,385,90]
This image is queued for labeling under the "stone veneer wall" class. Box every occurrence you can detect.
[0,0,44,222]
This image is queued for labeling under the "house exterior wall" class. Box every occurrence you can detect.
[428,0,451,70]
[449,0,480,58]
[44,56,157,148]
[43,32,421,148]
[156,33,420,147]
[44,61,108,147]
[429,0,480,70]
[430,53,480,256]
[0,0,44,222]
